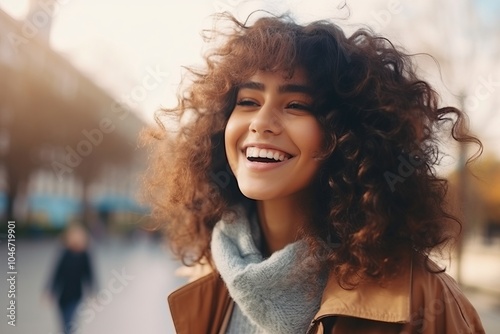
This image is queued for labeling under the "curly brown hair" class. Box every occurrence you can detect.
[142,13,481,286]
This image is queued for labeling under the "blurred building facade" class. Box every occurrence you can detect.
[0,7,147,232]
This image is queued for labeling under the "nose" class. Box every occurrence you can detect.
[249,103,283,135]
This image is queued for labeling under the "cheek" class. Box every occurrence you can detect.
[224,114,241,169]
[292,119,324,155]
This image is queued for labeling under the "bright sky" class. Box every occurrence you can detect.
[1,0,499,161]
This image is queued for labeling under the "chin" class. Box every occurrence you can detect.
[240,190,270,201]
[239,186,277,201]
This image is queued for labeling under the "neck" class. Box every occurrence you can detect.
[256,191,315,255]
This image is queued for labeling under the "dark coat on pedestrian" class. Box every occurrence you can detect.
[50,248,94,306]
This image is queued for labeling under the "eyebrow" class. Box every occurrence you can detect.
[238,81,313,95]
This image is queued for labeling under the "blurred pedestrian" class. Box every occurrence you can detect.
[143,12,485,333]
[47,223,95,334]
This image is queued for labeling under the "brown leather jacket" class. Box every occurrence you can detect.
[168,255,485,334]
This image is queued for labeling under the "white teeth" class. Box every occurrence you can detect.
[245,147,290,162]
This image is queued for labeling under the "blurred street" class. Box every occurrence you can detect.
[0,235,499,334]
[0,234,186,334]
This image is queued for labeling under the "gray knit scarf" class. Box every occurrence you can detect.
[211,209,329,334]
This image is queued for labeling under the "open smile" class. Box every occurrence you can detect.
[242,145,294,163]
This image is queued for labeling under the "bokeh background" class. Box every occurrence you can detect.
[0,0,499,333]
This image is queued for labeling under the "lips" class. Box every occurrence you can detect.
[244,146,293,163]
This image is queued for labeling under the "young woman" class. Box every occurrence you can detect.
[143,13,485,334]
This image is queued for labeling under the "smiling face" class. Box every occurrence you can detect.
[224,69,324,201]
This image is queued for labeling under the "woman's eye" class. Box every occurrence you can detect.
[286,102,312,112]
[236,99,259,107]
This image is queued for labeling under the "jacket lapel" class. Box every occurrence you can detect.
[312,257,412,325]
[168,272,231,334]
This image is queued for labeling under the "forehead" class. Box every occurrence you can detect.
[243,68,310,87]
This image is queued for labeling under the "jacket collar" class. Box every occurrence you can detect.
[313,256,412,324]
